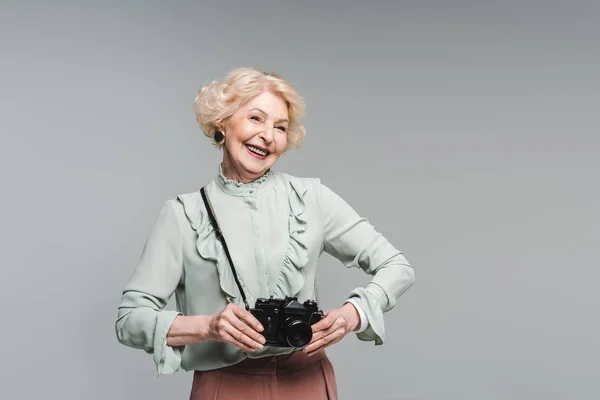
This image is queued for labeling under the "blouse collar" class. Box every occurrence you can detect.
[215,164,273,196]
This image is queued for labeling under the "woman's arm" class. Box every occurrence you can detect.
[165,315,210,347]
[309,180,415,348]
[166,306,265,352]
[115,200,186,375]
[116,200,265,374]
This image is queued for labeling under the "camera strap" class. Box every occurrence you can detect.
[200,186,251,311]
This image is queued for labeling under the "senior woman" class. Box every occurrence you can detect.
[115,67,415,399]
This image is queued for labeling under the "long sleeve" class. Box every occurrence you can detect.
[317,181,415,345]
[115,200,184,375]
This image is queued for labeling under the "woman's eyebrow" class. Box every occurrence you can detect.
[249,108,289,124]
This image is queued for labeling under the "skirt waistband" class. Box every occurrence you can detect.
[206,349,327,376]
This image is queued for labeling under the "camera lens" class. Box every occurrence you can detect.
[285,319,312,348]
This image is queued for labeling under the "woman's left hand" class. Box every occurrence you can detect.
[302,302,361,356]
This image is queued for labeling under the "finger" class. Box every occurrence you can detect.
[226,314,266,346]
[304,331,342,356]
[222,331,258,353]
[311,312,336,332]
[231,305,265,333]
[309,325,336,344]
[305,328,346,356]
[305,316,345,351]
[224,321,265,351]
[309,322,333,343]
[312,312,346,337]
[313,315,346,338]
[213,317,263,351]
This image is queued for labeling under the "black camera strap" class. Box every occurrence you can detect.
[200,187,251,311]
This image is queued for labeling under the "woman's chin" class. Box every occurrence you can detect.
[242,156,274,174]
[239,162,269,178]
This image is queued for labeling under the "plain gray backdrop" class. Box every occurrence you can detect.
[1,1,599,399]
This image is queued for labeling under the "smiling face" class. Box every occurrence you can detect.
[219,91,289,183]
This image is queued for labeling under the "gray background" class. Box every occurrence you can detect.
[1,1,599,399]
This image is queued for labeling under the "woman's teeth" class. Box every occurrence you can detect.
[246,145,268,156]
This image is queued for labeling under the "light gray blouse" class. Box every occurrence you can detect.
[115,167,415,375]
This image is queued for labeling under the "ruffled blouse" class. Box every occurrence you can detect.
[115,166,415,375]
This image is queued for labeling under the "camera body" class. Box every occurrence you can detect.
[250,296,324,348]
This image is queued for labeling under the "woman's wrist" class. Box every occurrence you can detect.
[194,314,213,341]
[340,302,361,332]
[167,314,213,346]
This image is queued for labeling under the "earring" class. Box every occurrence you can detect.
[214,130,225,144]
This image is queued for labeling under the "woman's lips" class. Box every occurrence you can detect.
[245,144,268,160]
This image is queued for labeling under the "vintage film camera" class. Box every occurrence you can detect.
[250,296,324,348]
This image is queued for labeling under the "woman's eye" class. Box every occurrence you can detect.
[250,116,261,122]
[276,126,287,132]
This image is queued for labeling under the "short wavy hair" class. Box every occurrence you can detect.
[194,67,306,149]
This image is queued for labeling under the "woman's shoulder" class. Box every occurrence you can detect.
[170,189,207,231]
[269,171,331,211]
[141,193,195,234]
[270,170,322,190]
[145,188,206,233]
[272,172,356,211]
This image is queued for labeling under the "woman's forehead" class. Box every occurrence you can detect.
[240,91,289,118]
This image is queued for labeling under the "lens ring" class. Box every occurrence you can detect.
[285,320,312,348]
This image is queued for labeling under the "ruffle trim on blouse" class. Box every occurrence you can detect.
[177,191,242,303]
[272,176,309,299]
[217,164,271,189]
[176,174,310,305]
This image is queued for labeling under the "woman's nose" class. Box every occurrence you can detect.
[259,128,274,143]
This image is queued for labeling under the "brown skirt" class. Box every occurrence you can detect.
[189,349,337,400]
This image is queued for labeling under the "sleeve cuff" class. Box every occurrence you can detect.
[347,283,389,345]
[152,310,183,376]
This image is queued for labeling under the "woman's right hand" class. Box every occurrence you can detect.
[206,304,266,352]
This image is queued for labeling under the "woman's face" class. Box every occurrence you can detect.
[220,91,289,183]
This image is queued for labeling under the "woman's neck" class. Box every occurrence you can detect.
[220,154,264,184]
